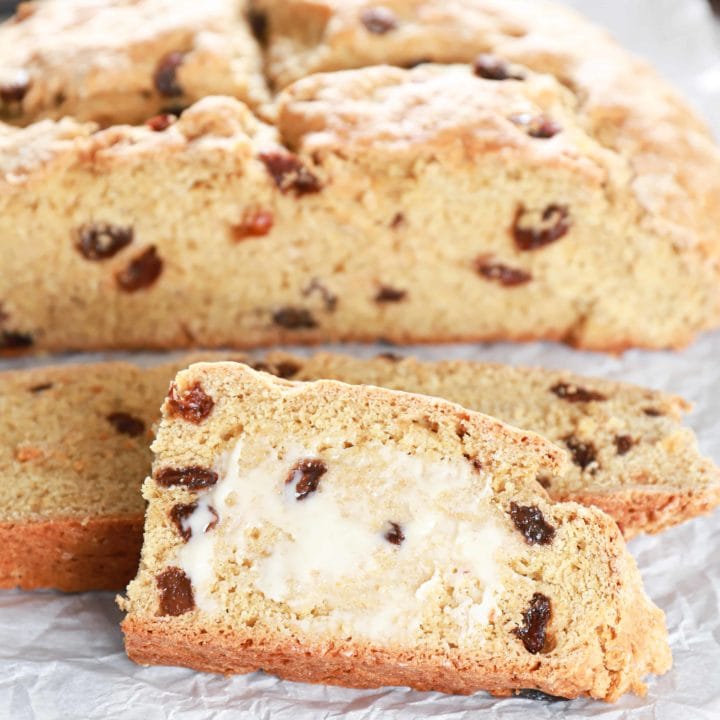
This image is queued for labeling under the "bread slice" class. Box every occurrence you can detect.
[2,65,720,353]
[0,360,190,591]
[120,361,670,701]
[0,0,268,126]
[2,352,718,591]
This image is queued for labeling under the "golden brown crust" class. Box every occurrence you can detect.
[563,486,720,539]
[121,618,609,699]
[0,514,143,591]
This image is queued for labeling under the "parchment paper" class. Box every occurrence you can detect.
[1,1,719,717]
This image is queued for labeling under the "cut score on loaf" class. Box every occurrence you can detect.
[120,362,671,701]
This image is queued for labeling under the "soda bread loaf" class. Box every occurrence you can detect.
[2,352,719,591]
[119,361,671,701]
[0,0,269,126]
[2,62,720,351]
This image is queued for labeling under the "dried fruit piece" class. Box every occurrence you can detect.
[116,246,163,292]
[247,7,268,45]
[154,52,185,97]
[0,330,33,349]
[360,7,398,34]
[475,258,532,286]
[564,435,597,470]
[259,152,322,196]
[385,522,405,545]
[513,205,571,251]
[272,307,318,330]
[0,74,30,104]
[146,113,176,132]
[156,567,195,616]
[509,502,556,545]
[550,382,606,403]
[390,212,405,228]
[375,285,407,303]
[472,54,523,81]
[513,593,552,654]
[155,466,219,490]
[286,459,327,500]
[107,412,145,437]
[303,278,338,311]
[377,352,403,362]
[515,689,567,702]
[75,223,133,260]
[643,408,663,417]
[170,502,218,542]
[615,435,634,455]
[167,381,214,423]
[232,210,274,241]
[510,113,562,139]
[29,382,53,393]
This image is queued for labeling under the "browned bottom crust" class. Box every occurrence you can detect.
[563,486,720,539]
[0,324,700,358]
[122,619,603,700]
[0,514,144,592]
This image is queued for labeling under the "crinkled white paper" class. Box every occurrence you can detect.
[1,1,719,717]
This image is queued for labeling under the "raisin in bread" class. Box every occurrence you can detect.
[3,62,720,353]
[120,361,671,701]
[3,352,719,591]
[0,0,268,127]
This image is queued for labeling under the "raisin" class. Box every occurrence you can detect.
[515,689,567,702]
[286,459,327,500]
[550,382,606,403]
[536,475,552,490]
[390,212,405,228]
[472,54,523,81]
[29,382,53,393]
[377,352,403,361]
[247,8,268,45]
[303,278,338,311]
[154,52,185,97]
[564,435,597,470]
[170,502,218,542]
[155,466,219,490]
[106,412,145,437]
[375,285,407,303]
[167,381,214,423]
[259,151,322,196]
[643,408,663,417]
[250,359,301,379]
[156,567,195,616]
[146,113,176,131]
[465,455,483,472]
[232,210,274,241]
[476,258,532,286]
[272,307,318,330]
[509,502,556,545]
[0,76,30,104]
[0,330,33,349]
[513,593,551,654]
[75,223,133,260]
[456,422,468,439]
[115,246,163,292]
[513,205,571,251]
[510,113,562,139]
[385,522,405,545]
[360,7,398,34]
[614,435,634,455]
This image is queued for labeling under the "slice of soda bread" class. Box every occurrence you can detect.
[120,361,671,701]
[1,353,718,591]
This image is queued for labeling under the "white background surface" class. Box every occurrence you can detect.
[1,1,720,718]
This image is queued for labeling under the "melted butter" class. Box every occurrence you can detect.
[179,437,508,645]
